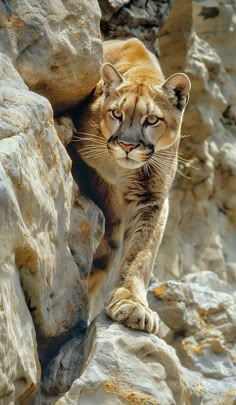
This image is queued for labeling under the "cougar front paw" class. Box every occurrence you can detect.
[106,287,159,334]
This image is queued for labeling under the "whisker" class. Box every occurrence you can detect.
[180,134,191,139]
[81,152,109,159]
[145,162,155,176]
[153,157,191,179]
[156,150,185,156]
[73,130,100,137]
[149,158,167,173]
[150,157,177,177]
[77,143,107,149]
[79,147,107,153]
[149,161,167,177]
[154,152,199,171]
[73,134,103,141]
[156,153,190,162]
[73,136,107,145]
[73,134,106,141]
[73,140,107,147]
[178,161,199,170]
[152,159,173,170]
[176,169,191,179]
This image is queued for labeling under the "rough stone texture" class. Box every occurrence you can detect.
[33,322,95,405]
[42,272,236,405]
[0,50,104,405]
[98,0,173,54]
[56,313,202,405]
[0,54,42,404]
[0,0,103,112]
[153,0,236,285]
[148,271,236,403]
[0,1,104,402]
[1,0,236,404]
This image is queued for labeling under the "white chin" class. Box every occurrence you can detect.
[116,158,143,170]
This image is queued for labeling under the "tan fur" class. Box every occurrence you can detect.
[72,38,191,333]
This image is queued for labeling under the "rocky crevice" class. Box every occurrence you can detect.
[0,0,235,404]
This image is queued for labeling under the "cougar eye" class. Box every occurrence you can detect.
[145,115,160,125]
[112,108,122,119]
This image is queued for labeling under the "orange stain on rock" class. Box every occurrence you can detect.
[102,381,159,404]
[80,220,90,236]
[153,284,166,297]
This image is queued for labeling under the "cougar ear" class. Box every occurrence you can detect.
[162,73,191,111]
[101,63,123,94]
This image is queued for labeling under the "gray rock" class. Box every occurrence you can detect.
[0,53,43,404]
[0,57,99,340]
[0,0,103,112]
[33,322,95,404]
[98,0,173,55]
[0,24,104,403]
[56,313,202,405]
[149,271,236,402]
[152,0,236,286]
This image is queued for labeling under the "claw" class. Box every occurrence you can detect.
[106,289,159,334]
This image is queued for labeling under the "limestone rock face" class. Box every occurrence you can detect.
[0,59,104,400]
[0,54,43,403]
[154,0,236,284]
[34,273,236,404]
[149,271,236,403]
[0,1,104,402]
[56,313,201,405]
[0,0,103,112]
[0,29,104,405]
[1,0,236,404]
[99,0,172,54]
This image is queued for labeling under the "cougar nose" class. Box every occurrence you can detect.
[118,142,137,153]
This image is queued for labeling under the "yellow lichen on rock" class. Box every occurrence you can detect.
[153,284,166,297]
[102,381,159,404]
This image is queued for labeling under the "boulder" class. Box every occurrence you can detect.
[0,0,103,112]
[149,271,236,403]
[154,0,236,284]
[0,1,104,401]
[98,0,172,54]
[56,313,202,405]
[0,49,104,403]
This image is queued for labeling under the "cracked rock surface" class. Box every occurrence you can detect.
[154,0,236,284]
[0,0,102,112]
[148,271,236,403]
[56,313,201,405]
[1,0,236,404]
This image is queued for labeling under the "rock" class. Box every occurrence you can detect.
[153,0,236,284]
[149,271,236,402]
[0,53,42,404]
[0,0,103,112]
[1,0,236,404]
[33,322,95,405]
[0,56,76,339]
[98,0,173,55]
[54,116,75,147]
[56,313,202,405]
[0,1,104,402]
[0,46,104,402]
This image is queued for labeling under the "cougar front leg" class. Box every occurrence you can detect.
[88,216,123,316]
[106,199,169,334]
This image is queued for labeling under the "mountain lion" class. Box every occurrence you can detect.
[71,38,190,333]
